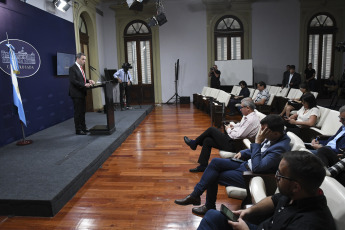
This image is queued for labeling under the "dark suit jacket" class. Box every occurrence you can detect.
[282,72,301,89]
[69,64,89,98]
[240,134,291,173]
[319,126,345,154]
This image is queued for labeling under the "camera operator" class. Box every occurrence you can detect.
[113,63,133,111]
[208,64,221,89]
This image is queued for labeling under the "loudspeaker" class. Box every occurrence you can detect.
[180,96,190,104]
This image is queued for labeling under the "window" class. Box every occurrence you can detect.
[214,16,244,60]
[124,21,152,86]
[124,20,155,104]
[307,13,336,79]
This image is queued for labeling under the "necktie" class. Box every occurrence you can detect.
[80,66,86,83]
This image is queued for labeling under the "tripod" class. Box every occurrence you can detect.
[166,59,180,105]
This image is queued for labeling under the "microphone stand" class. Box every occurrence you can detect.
[89,67,115,112]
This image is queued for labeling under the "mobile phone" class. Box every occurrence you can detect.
[220,204,238,222]
[231,158,245,163]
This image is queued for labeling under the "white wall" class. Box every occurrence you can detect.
[26,0,73,22]
[159,1,208,102]
[96,5,118,76]
[252,0,300,85]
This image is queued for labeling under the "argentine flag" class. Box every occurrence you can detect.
[6,43,27,126]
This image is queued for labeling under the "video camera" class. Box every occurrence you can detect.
[122,62,133,72]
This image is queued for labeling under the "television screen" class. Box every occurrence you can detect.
[57,52,75,76]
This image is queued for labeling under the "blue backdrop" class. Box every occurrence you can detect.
[0,0,76,147]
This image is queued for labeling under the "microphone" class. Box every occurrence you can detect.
[90,66,96,71]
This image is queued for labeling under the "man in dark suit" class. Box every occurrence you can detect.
[175,115,291,216]
[69,52,95,135]
[282,65,301,89]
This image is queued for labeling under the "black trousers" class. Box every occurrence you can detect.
[284,121,301,136]
[315,147,345,186]
[195,127,235,167]
[120,82,131,108]
[72,97,86,131]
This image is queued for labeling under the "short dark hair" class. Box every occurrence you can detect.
[290,65,296,70]
[283,151,325,194]
[239,81,247,87]
[301,93,317,109]
[76,52,85,60]
[260,114,284,134]
[257,81,266,88]
[299,82,309,91]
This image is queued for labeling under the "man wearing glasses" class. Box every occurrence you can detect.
[184,98,260,173]
[197,151,335,230]
[310,105,345,186]
[176,115,290,216]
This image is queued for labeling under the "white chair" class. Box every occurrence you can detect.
[268,86,280,96]
[275,87,289,97]
[311,91,318,99]
[251,89,259,101]
[320,176,345,230]
[310,109,341,136]
[248,88,255,98]
[286,88,298,100]
[230,86,241,96]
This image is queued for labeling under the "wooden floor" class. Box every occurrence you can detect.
[0,104,242,230]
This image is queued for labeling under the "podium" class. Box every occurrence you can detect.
[89,81,115,135]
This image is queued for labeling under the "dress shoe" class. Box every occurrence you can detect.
[192,205,213,216]
[184,136,197,150]
[189,165,206,173]
[82,129,90,133]
[76,130,87,135]
[174,194,201,206]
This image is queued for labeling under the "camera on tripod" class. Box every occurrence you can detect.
[122,62,133,72]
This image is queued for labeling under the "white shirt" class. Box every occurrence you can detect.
[296,106,320,127]
[114,69,133,82]
[287,73,294,88]
[226,111,260,139]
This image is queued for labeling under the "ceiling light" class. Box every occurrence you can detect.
[53,0,71,12]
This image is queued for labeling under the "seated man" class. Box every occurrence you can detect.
[254,81,270,106]
[197,151,335,230]
[309,105,345,155]
[175,115,291,216]
[184,98,260,172]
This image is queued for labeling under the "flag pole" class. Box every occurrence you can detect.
[6,32,32,146]
[16,121,33,146]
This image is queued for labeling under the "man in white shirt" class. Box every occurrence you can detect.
[184,98,260,172]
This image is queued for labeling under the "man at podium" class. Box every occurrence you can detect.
[69,52,95,135]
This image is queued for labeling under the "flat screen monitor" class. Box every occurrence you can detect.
[57,52,75,76]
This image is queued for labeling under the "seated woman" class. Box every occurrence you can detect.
[279,82,309,118]
[228,80,250,115]
[284,93,320,135]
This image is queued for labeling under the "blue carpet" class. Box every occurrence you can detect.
[0,105,154,217]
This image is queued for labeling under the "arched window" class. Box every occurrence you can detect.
[214,15,244,60]
[124,20,154,104]
[307,13,337,79]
